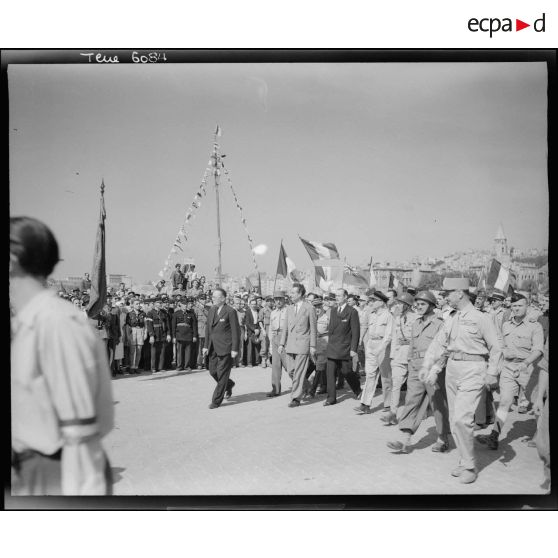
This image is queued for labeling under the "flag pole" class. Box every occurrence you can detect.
[273,239,283,294]
[212,126,223,287]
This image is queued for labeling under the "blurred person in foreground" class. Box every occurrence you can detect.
[10,216,114,495]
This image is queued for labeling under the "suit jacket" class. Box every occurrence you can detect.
[204,304,241,356]
[280,301,317,355]
[244,307,262,336]
[326,304,360,360]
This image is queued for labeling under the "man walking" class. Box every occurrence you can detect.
[202,288,240,409]
[267,290,289,397]
[387,290,451,453]
[324,289,362,406]
[244,297,262,366]
[279,283,317,408]
[420,278,502,484]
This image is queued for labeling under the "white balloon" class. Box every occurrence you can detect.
[253,244,268,255]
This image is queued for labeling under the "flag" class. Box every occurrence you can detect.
[257,272,262,295]
[276,242,301,282]
[343,263,369,289]
[86,180,107,318]
[477,267,487,291]
[388,272,401,293]
[300,237,344,291]
[215,125,222,137]
[245,276,253,292]
[368,257,377,289]
[486,259,515,292]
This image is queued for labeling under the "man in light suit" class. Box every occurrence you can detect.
[279,283,317,408]
[202,288,241,409]
[324,288,362,406]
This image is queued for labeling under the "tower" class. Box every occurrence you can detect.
[494,223,510,264]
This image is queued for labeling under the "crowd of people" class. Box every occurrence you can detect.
[10,216,550,496]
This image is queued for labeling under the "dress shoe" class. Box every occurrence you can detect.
[451,466,465,477]
[225,380,235,399]
[459,469,478,484]
[431,441,450,453]
[476,431,499,450]
[288,399,300,408]
[354,404,371,414]
[386,440,410,454]
[208,403,219,409]
[381,411,398,425]
[323,400,336,406]
[266,391,278,398]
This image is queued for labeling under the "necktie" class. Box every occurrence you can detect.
[338,306,342,315]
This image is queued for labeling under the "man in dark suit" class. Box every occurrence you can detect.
[202,288,241,409]
[324,288,362,406]
[244,297,262,366]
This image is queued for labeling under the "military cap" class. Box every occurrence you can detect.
[414,290,437,306]
[370,290,389,303]
[325,292,336,301]
[442,277,470,291]
[488,291,506,302]
[307,292,317,299]
[312,298,324,307]
[273,290,287,299]
[396,293,414,307]
[406,286,417,296]
[265,296,273,302]
[313,295,324,302]
[347,293,360,301]
[511,292,527,303]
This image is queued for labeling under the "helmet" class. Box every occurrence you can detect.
[414,290,437,306]
[396,293,415,307]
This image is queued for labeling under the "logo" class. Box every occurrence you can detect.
[468,13,546,38]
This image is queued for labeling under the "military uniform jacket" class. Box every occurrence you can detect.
[145,309,168,341]
[365,308,393,354]
[326,304,360,360]
[172,309,198,342]
[501,316,544,362]
[125,310,145,329]
[269,307,287,344]
[259,307,272,329]
[315,311,330,354]
[391,311,419,364]
[194,304,208,337]
[407,313,445,371]
[204,304,241,356]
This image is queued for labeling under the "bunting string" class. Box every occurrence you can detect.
[222,164,259,274]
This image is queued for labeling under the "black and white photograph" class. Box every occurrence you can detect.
[6,50,552,507]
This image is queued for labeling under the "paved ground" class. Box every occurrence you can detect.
[105,365,548,495]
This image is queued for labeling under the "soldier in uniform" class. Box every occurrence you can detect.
[420,278,502,484]
[387,290,451,453]
[232,296,246,367]
[357,293,371,376]
[266,290,289,397]
[194,294,209,369]
[259,297,274,368]
[125,298,146,374]
[476,292,544,450]
[172,298,198,371]
[383,292,418,426]
[306,296,330,397]
[356,291,394,415]
[145,298,171,373]
[159,295,173,370]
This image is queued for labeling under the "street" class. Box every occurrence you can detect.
[105,365,548,495]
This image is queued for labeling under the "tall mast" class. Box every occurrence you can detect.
[212,126,223,286]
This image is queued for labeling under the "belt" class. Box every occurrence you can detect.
[177,322,187,326]
[504,357,525,363]
[318,333,328,338]
[409,351,427,360]
[271,329,282,334]
[132,325,143,329]
[368,336,383,341]
[397,341,410,346]
[449,351,487,362]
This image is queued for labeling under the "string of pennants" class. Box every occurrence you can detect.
[222,164,259,274]
[157,163,212,279]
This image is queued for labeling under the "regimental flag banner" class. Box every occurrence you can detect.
[486,259,516,292]
[300,237,344,291]
[86,180,107,319]
[477,267,487,291]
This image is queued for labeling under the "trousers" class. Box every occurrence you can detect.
[535,396,550,487]
[326,358,361,403]
[150,341,166,371]
[129,343,143,369]
[208,350,234,407]
[361,342,392,407]
[389,360,408,414]
[398,364,451,437]
[176,340,193,369]
[270,338,289,394]
[286,353,310,401]
[445,360,486,471]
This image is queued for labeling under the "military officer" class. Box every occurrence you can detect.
[387,290,451,453]
[125,298,146,374]
[172,298,199,371]
[160,295,173,370]
[383,292,418,425]
[356,290,394,415]
[145,298,171,373]
[420,278,503,484]
[266,290,289,397]
[357,293,371,376]
[476,292,544,450]
[194,294,209,369]
[306,296,330,397]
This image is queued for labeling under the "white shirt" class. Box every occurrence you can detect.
[337,303,346,314]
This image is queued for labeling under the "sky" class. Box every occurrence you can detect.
[9,61,549,283]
